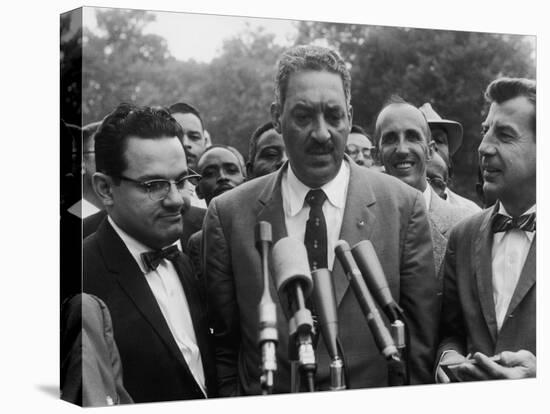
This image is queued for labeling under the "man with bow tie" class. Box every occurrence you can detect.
[83,103,216,402]
[436,77,536,382]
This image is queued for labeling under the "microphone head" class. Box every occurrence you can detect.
[351,240,394,309]
[271,237,313,298]
[255,221,273,249]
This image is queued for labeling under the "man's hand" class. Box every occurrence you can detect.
[457,350,536,381]
[436,350,467,383]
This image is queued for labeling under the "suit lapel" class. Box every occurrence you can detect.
[504,235,536,320]
[429,192,451,275]
[256,162,376,307]
[98,221,194,373]
[473,207,499,343]
[256,168,288,244]
[334,162,377,306]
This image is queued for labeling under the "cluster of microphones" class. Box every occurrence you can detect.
[255,221,409,395]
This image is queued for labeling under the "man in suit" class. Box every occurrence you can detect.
[203,45,439,396]
[83,103,216,403]
[187,145,246,278]
[374,96,471,276]
[436,77,536,382]
[419,102,482,215]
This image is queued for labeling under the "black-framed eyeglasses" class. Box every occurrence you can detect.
[346,145,374,159]
[114,169,202,201]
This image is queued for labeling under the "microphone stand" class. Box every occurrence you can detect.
[336,241,407,386]
[255,222,278,395]
[311,268,345,391]
[271,237,317,393]
[288,283,316,392]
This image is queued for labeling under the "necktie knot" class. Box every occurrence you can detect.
[306,189,327,208]
[141,245,181,271]
[492,212,536,233]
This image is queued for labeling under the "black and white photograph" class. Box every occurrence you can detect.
[2,0,548,413]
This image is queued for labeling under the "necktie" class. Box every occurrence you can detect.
[491,213,536,233]
[141,245,182,271]
[304,189,328,270]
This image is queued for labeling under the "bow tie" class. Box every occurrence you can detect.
[492,213,536,233]
[141,245,181,271]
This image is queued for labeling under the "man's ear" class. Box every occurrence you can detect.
[427,140,435,160]
[348,105,354,130]
[92,172,115,207]
[270,102,282,133]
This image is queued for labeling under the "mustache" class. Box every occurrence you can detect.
[305,140,335,155]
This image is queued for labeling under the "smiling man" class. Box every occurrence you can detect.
[83,104,216,403]
[437,78,536,383]
[203,45,439,396]
[375,96,470,275]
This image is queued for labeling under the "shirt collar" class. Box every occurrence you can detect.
[285,160,350,217]
[423,183,432,210]
[108,216,180,273]
[497,203,536,217]
[494,203,536,242]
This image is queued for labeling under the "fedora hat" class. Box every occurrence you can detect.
[419,103,463,156]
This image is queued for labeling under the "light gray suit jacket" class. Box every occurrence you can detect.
[203,160,439,396]
[428,189,473,279]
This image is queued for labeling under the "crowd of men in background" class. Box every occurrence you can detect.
[60,44,536,406]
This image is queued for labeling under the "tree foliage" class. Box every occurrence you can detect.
[295,22,535,198]
[76,9,535,200]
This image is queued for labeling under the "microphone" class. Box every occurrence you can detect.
[351,240,401,323]
[349,240,408,384]
[334,240,397,359]
[271,237,316,391]
[311,268,345,390]
[255,222,278,394]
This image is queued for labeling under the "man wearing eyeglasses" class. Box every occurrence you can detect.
[374,96,471,277]
[345,125,376,168]
[83,103,216,403]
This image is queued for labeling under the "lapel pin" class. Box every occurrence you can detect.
[357,220,365,227]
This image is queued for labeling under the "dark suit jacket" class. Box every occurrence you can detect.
[203,160,439,396]
[83,206,206,254]
[83,220,216,403]
[438,205,536,361]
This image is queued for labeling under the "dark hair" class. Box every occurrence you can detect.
[373,95,431,146]
[485,77,536,135]
[248,121,276,163]
[274,45,351,108]
[95,103,184,178]
[350,124,369,137]
[168,101,205,130]
[197,144,246,175]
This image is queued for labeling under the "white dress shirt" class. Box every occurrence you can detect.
[108,217,207,395]
[491,204,536,331]
[281,161,350,270]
